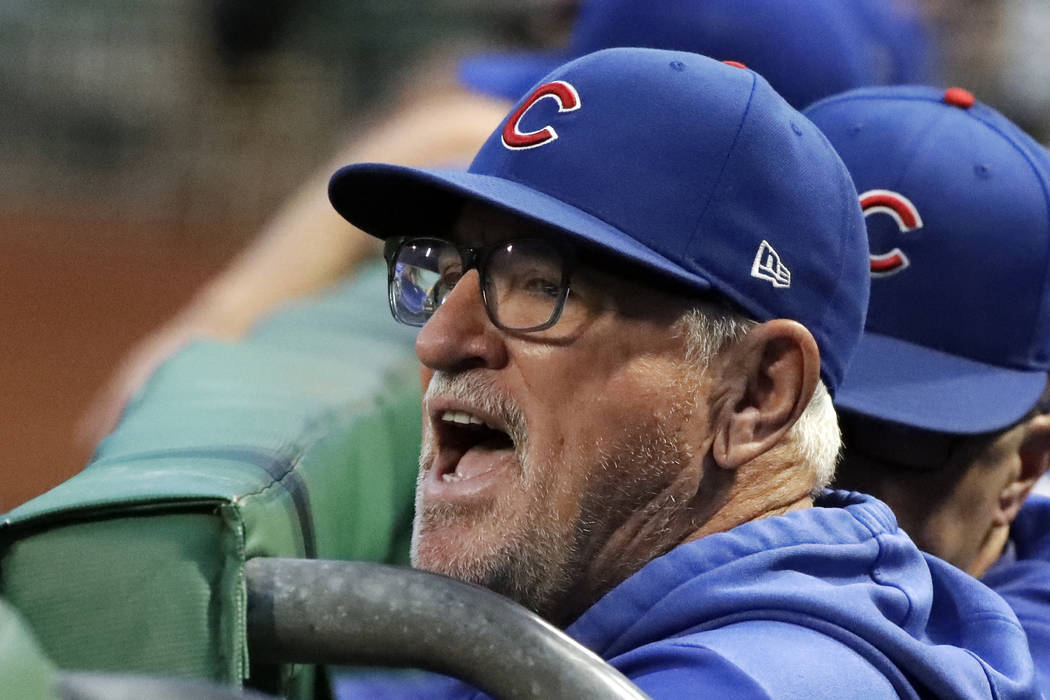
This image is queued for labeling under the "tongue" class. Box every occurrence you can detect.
[455,439,514,480]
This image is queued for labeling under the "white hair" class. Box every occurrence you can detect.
[677,304,840,494]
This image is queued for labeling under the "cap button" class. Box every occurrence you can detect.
[943,87,975,109]
[723,60,748,69]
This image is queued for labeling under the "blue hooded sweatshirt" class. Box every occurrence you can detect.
[335,490,1037,699]
[984,495,1050,695]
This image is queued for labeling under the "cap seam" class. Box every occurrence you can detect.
[886,108,948,195]
[684,71,758,256]
[855,106,947,356]
[809,125,857,392]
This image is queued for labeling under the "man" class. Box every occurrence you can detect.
[81,0,938,445]
[804,85,1050,692]
[328,48,1037,697]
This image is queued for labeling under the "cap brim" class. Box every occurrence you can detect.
[458,51,569,102]
[835,331,1048,434]
[329,162,714,295]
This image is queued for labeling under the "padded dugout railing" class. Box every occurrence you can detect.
[0,262,421,698]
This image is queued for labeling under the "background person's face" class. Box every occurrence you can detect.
[838,415,1027,574]
[410,203,709,621]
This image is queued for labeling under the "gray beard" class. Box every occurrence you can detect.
[412,468,577,616]
[412,372,579,616]
[412,372,693,621]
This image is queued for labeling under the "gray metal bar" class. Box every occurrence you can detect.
[245,558,651,700]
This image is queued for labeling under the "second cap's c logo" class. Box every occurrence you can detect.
[859,189,924,277]
[501,81,581,150]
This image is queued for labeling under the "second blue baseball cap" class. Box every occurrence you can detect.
[330,48,870,394]
[805,85,1050,434]
[459,0,937,109]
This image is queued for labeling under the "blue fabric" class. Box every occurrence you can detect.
[984,496,1050,696]
[332,48,870,396]
[806,85,1050,434]
[333,670,463,699]
[832,332,1047,435]
[458,0,938,109]
[334,490,1038,699]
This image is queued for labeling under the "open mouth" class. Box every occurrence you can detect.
[434,409,516,483]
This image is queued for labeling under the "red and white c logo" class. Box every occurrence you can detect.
[501,81,581,151]
[859,189,924,277]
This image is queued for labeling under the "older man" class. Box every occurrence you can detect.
[83,0,938,446]
[803,85,1050,694]
[329,48,1037,698]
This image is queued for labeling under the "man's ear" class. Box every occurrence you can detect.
[998,413,1050,524]
[710,319,820,470]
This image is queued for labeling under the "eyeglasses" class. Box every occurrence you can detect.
[384,236,574,331]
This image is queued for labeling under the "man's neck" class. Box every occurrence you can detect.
[968,520,1011,578]
[551,453,816,627]
[688,452,816,541]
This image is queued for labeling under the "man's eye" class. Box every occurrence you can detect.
[521,276,562,299]
[502,263,562,298]
[438,264,463,285]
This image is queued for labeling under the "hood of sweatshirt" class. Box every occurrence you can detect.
[567,489,1037,699]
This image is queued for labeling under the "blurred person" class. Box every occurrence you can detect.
[998,0,1050,143]
[804,85,1050,693]
[919,0,1050,144]
[326,47,1037,699]
[80,0,938,444]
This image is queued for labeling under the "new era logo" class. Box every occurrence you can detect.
[751,240,791,288]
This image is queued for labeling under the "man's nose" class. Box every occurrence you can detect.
[415,270,508,373]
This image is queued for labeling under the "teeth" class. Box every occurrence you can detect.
[441,410,486,427]
[441,472,463,482]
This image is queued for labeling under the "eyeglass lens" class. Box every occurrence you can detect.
[389,238,567,330]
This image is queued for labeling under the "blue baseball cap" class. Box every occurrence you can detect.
[459,0,937,109]
[805,85,1050,434]
[330,48,870,394]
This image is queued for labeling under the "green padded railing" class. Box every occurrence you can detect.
[0,596,60,700]
[0,261,422,698]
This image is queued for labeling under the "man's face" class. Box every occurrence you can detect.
[838,414,1027,574]
[410,203,709,620]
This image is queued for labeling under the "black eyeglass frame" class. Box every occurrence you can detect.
[383,235,577,332]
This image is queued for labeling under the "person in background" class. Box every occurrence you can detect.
[804,84,1050,694]
[326,46,1037,699]
[80,0,937,445]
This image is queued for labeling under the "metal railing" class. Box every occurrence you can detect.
[245,557,651,700]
